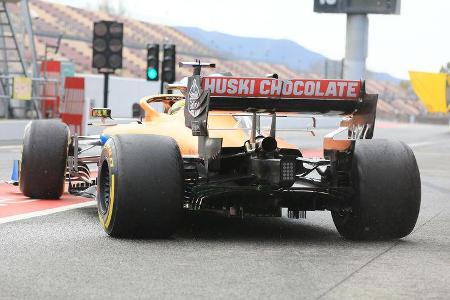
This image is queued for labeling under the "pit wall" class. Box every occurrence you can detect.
[82,73,160,118]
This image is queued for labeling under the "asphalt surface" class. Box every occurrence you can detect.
[1,121,450,299]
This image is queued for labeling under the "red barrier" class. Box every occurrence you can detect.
[40,60,61,118]
[61,77,86,135]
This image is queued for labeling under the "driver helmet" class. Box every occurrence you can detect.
[168,99,186,115]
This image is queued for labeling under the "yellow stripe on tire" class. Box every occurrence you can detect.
[104,174,115,228]
[99,173,115,230]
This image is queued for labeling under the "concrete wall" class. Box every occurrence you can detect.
[83,74,160,118]
[0,120,29,141]
[0,74,161,119]
[378,111,450,126]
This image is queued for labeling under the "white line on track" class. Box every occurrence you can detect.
[0,145,22,150]
[0,201,96,224]
[407,140,441,148]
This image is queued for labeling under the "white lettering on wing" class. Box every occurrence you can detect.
[282,80,293,96]
[337,82,347,97]
[304,81,314,96]
[238,79,250,94]
[260,79,271,95]
[216,78,226,93]
[347,82,358,97]
[293,81,304,96]
[270,80,282,95]
[325,82,337,97]
[203,78,215,93]
[249,80,255,94]
[227,78,238,94]
[314,82,324,96]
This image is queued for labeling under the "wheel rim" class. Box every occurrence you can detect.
[99,160,110,215]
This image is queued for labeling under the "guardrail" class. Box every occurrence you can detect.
[378,111,449,126]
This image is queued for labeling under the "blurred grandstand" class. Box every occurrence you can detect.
[6,0,426,117]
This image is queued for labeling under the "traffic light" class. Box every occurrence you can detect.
[92,21,123,70]
[146,43,159,81]
[162,44,176,83]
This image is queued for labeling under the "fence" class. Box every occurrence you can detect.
[0,75,60,118]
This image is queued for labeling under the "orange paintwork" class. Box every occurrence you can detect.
[102,96,296,155]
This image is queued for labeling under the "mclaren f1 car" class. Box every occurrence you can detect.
[17,61,421,240]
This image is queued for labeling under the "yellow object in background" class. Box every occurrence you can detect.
[91,108,112,118]
[12,77,32,101]
[409,71,448,113]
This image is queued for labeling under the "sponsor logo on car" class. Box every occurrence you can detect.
[188,78,203,117]
[202,77,361,100]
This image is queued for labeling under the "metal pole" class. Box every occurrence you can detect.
[103,72,109,108]
[21,0,38,78]
[43,45,48,79]
[21,0,41,118]
[250,111,257,145]
[269,112,276,138]
[0,16,8,118]
[343,14,368,80]
[160,79,164,94]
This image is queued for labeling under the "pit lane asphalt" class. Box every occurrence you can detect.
[0,121,449,299]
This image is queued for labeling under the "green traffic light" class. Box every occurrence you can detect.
[147,68,158,80]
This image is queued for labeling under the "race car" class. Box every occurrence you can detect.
[18,61,421,240]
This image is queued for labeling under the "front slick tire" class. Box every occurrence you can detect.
[97,134,183,238]
[332,139,421,240]
[20,120,69,199]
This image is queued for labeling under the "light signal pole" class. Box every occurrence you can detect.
[344,14,368,80]
[313,0,401,80]
[92,21,124,108]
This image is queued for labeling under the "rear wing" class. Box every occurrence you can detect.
[184,74,376,128]
[202,76,362,113]
[180,61,377,157]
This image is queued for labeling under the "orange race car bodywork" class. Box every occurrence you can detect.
[102,96,296,156]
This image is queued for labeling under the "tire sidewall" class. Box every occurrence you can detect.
[97,138,119,235]
[96,134,183,238]
[19,122,32,191]
[19,120,69,199]
[332,139,421,240]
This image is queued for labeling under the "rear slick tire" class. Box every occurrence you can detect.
[97,134,183,238]
[332,139,421,240]
[20,120,69,199]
